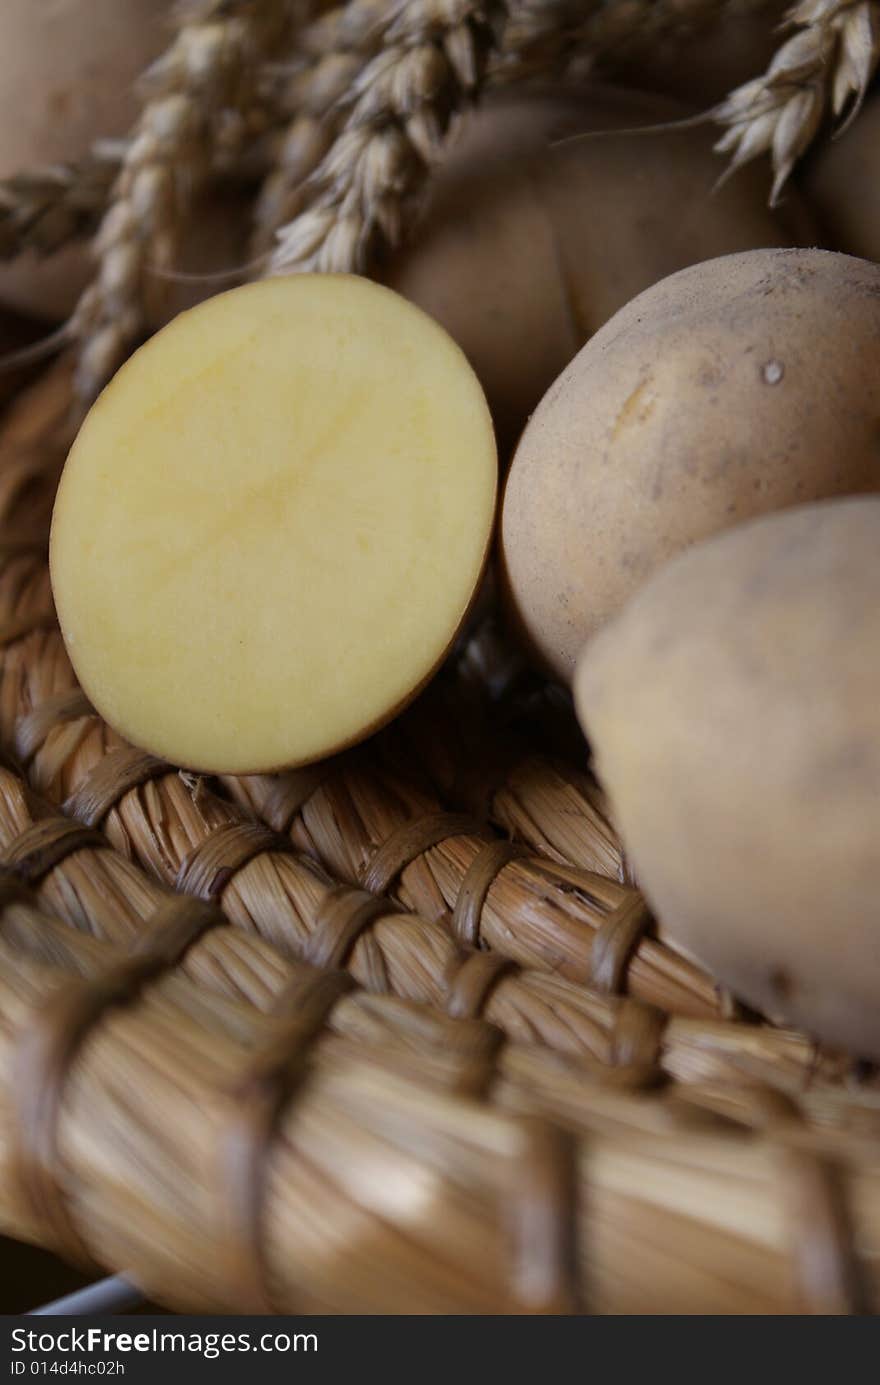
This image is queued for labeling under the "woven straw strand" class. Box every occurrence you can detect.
[0,869,875,1313]
[224,744,720,1016]
[0,370,871,1111]
[0,733,867,1115]
[0,899,578,1311]
[0,379,719,1027]
[0,372,877,1313]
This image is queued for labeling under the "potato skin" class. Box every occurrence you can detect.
[387,86,807,457]
[501,247,880,683]
[574,497,880,1059]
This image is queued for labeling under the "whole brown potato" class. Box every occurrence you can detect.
[804,91,880,261]
[0,0,169,320]
[501,248,880,683]
[387,86,808,458]
[574,497,880,1059]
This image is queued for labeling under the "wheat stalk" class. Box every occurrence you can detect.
[5,0,864,384]
[712,0,880,201]
[0,0,801,286]
[70,0,291,405]
[0,151,121,263]
[0,2,570,269]
[266,1,527,276]
[253,2,394,255]
[261,1,623,271]
[262,0,791,278]
[255,2,595,259]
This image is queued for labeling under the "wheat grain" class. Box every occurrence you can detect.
[262,0,787,278]
[256,1,597,262]
[7,0,864,381]
[711,0,880,201]
[70,1,291,405]
[266,1,506,276]
[0,152,120,263]
[0,0,773,278]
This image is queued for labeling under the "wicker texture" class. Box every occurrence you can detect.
[0,371,877,1314]
[0,0,879,1317]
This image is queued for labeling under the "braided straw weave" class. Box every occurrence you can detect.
[0,367,879,1314]
[1,0,880,1317]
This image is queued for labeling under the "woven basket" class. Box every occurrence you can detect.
[0,364,878,1316]
[1,1,880,1317]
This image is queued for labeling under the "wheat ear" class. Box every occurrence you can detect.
[712,0,880,202]
[253,2,392,255]
[0,150,123,264]
[258,1,613,263]
[70,0,290,405]
[0,0,759,274]
[262,0,791,276]
[267,0,507,276]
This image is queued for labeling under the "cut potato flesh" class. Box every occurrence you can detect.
[50,275,497,772]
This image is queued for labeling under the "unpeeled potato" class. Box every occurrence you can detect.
[387,86,809,456]
[575,497,880,1059]
[501,248,880,683]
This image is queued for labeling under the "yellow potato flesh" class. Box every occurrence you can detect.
[50,275,496,772]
